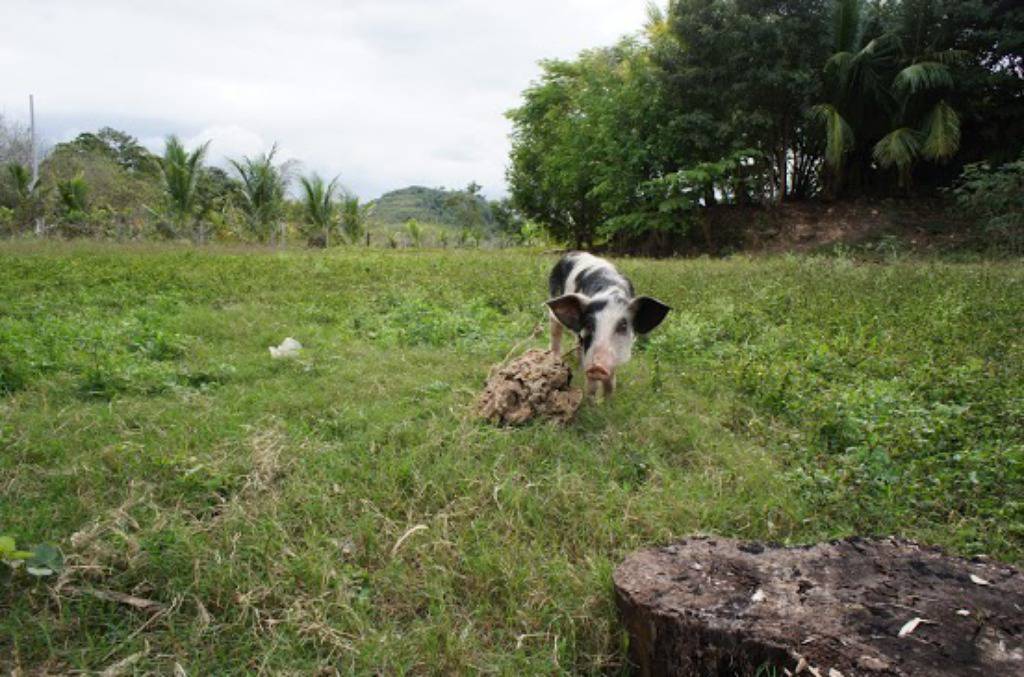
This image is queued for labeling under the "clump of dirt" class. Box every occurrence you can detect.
[477,349,582,425]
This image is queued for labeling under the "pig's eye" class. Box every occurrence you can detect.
[615,319,629,334]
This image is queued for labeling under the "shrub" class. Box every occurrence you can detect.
[951,154,1024,253]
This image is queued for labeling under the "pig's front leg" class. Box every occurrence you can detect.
[579,343,599,401]
[549,313,563,355]
[601,374,615,398]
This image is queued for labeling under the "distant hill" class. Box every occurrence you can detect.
[369,186,493,229]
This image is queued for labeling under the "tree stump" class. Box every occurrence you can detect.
[613,537,1024,676]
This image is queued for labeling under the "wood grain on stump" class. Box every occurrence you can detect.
[614,537,1023,676]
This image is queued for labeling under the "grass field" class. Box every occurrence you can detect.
[2,242,1023,674]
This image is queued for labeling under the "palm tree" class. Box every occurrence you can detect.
[56,173,88,218]
[812,0,962,194]
[6,163,47,234]
[299,173,340,247]
[159,135,209,242]
[405,218,424,247]
[340,194,374,245]
[229,144,293,246]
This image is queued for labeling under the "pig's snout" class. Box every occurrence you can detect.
[586,346,616,382]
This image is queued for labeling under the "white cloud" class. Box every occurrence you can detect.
[0,0,650,198]
[183,125,269,166]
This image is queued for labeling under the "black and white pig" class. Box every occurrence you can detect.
[546,252,670,398]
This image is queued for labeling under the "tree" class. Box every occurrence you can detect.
[54,173,91,237]
[158,135,210,242]
[52,127,158,176]
[56,173,88,217]
[660,0,831,203]
[443,181,492,233]
[504,0,1024,252]
[490,198,526,237]
[813,0,964,194]
[939,0,1024,168]
[194,166,242,238]
[44,138,161,240]
[229,145,293,245]
[405,218,424,247]
[340,194,374,244]
[5,163,48,234]
[506,56,607,248]
[0,114,33,168]
[298,173,340,247]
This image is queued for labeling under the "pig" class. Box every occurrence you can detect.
[546,252,671,398]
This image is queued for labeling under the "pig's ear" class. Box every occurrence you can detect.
[630,296,671,334]
[546,293,587,332]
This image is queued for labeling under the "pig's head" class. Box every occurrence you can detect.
[546,292,670,383]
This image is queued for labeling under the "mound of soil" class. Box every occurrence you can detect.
[477,349,582,425]
[614,537,1024,676]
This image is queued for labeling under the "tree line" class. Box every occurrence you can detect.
[506,0,1024,251]
[0,123,521,247]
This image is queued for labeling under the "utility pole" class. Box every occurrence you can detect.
[29,95,38,186]
[30,94,44,236]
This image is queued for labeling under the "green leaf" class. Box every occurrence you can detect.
[0,535,15,555]
[25,543,63,577]
[893,62,953,96]
[810,104,855,168]
[873,127,921,170]
[921,101,961,162]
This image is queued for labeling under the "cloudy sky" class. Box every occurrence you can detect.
[1,0,650,199]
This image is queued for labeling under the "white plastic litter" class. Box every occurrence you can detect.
[898,617,925,638]
[269,337,302,358]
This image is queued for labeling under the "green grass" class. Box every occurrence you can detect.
[2,242,1022,673]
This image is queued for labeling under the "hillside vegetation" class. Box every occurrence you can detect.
[2,244,1021,673]
[369,185,493,228]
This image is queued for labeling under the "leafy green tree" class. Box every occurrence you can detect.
[158,135,210,241]
[44,139,161,240]
[508,10,819,251]
[642,149,761,250]
[54,173,92,236]
[53,127,158,176]
[229,145,293,245]
[340,194,374,245]
[405,218,424,247]
[943,0,1024,167]
[299,173,340,246]
[56,173,88,217]
[443,182,492,232]
[813,0,964,194]
[489,198,525,238]
[194,166,242,239]
[5,163,48,234]
[660,0,831,202]
[507,56,607,248]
